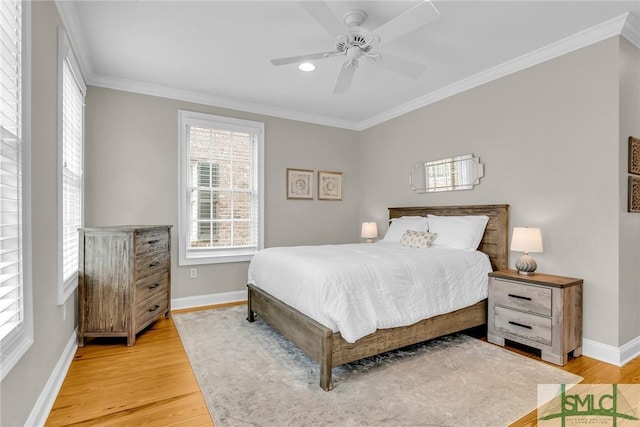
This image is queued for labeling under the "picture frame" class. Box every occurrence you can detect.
[318,171,343,201]
[629,176,640,212]
[286,168,314,200]
[629,136,640,175]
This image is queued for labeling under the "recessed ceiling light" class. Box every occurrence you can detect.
[298,62,315,72]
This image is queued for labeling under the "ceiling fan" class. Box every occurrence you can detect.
[270,1,439,94]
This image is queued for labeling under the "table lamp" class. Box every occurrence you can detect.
[510,227,543,275]
[361,222,378,243]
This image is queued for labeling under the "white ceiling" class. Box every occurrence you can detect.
[59,1,640,130]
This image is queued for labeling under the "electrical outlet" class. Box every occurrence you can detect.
[190,268,197,279]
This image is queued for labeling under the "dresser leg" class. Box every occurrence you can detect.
[572,346,582,357]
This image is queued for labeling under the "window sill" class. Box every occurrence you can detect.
[179,251,256,266]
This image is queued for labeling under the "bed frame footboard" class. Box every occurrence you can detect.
[248,284,487,391]
[248,284,335,390]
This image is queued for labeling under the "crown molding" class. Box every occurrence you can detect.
[88,74,360,130]
[356,12,630,130]
[55,0,93,79]
[55,1,631,132]
[622,11,640,49]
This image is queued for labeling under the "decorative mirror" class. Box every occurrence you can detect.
[410,154,484,193]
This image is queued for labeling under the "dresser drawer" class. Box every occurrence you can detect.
[494,306,552,346]
[491,278,552,317]
[136,271,169,303]
[136,292,169,328]
[135,230,170,255]
[135,251,170,278]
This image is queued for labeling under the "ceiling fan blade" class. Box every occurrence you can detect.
[333,61,357,94]
[300,1,346,37]
[373,1,439,44]
[371,53,426,79]
[270,51,336,66]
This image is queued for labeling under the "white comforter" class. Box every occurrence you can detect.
[248,242,492,343]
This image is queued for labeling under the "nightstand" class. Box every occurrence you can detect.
[487,269,583,365]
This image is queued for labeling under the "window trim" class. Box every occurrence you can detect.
[1,0,33,382]
[177,110,264,265]
[57,28,86,304]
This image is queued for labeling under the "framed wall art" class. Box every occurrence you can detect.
[318,171,343,201]
[629,136,640,175]
[630,176,640,212]
[286,168,314,200]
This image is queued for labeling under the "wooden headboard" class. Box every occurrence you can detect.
[388,204,509,271]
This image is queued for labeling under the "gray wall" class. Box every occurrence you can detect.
[618,37,640,346]
[0,2,77,426]
[84,87,360,299]
[357,36,634,347]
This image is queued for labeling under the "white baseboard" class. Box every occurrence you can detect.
[620,335,640,366]
[582,336,640,367]
[171,289,248,310]
[25,329,78,427]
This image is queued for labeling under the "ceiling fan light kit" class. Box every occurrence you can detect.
[298,62,316,72]
[270,1,439,94]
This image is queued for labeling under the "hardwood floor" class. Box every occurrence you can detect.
[45,310,214,427]
[46,304,640,426]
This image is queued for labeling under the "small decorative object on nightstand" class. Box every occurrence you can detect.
[510,227,543,275]
[361,221,378,243]
[487,269,582,366]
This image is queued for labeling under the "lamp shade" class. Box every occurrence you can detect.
[510,227,543,253]
[361,222,378,239]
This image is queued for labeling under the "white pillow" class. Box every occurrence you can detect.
[381,216,429,243]
[427,215,489,251]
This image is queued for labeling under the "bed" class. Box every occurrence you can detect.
[247,204,509,391]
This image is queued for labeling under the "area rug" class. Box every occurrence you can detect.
[173,305,582,426]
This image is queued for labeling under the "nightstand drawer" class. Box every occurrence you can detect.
[494,306,552,345]
[491,278,552,316]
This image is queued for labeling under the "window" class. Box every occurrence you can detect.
[0,0,32,381]
[58,29,85,303]
[178,111,264,265]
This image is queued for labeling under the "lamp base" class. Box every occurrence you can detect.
[515,253,537,275]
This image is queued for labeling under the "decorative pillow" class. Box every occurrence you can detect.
[400,230,437,249]
[381,217,429,243]
[427,215,489,251]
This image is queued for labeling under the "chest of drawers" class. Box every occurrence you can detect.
[487,269,582,365]
[78,225,172,346]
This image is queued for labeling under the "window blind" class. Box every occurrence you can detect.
[0,0,23,345]
[178,110,264,265]
[188,126,258,250]
[61,58,83,283]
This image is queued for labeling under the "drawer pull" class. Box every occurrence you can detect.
[149,283,160,290]
[149,261,160,267]
[148,239,160,244]
[148,304,160,312]
[508,294,532,301]
[508,321,532,330]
